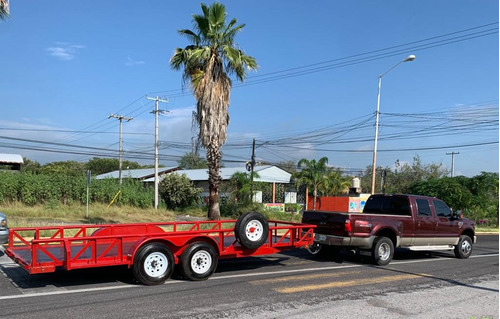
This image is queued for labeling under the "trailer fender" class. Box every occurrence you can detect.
[175,236,220,256]
[128,238,178,265]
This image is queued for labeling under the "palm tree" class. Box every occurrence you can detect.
[294,157,329,210]
[0,0,9,20]
[170,2,257,220]
[322,168,351,196]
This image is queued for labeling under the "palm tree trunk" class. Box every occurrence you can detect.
[206,144,221,220]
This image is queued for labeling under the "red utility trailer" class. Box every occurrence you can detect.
[5,212,316,285]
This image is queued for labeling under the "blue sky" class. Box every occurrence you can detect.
[0,1,498,177]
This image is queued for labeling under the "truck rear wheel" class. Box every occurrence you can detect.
[180,242,218,281]
[235,212,269,249]
[454,235,472,259]
[133,242,174,285]
[372,236,394,266]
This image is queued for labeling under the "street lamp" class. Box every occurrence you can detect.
[371,55,415,194]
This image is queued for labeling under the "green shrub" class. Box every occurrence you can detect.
[159,173,202,210]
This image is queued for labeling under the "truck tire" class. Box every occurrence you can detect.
[372,236,394,266]
[454,235,472,259]
[180,242,218,281]
[234,212,269,249]
[133,242,174,285]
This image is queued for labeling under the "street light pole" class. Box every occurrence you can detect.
[371,55,415,194]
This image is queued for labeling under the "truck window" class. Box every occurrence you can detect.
[363,196,410,216]
[416,199,432,216]
[434,200,452,217]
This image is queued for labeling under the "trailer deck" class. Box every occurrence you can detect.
[5,216,315,284]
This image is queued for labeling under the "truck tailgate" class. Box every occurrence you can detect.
[302,211,349,236]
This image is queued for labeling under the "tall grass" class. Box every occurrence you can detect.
[1,202,176,228]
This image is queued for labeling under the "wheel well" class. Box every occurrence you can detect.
[182,237,220,255]
[461,229,475,241]
[375,228,397,247]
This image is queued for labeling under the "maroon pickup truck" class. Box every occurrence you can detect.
[301,194,476,266]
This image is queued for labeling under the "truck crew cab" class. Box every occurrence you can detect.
[301,194,476,266]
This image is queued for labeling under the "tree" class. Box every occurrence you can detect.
[39,161,86,176]
[321,168,351,196]
[170,2,257,220]
[86,157,142,175]
[159,173,202,210]
[408,177,473,211]
[178,152,208,169]
[0,0,9,20]
[360,156,448,193]
[294,157,329,210]
[225,171,260,204]
[22,158,41,174]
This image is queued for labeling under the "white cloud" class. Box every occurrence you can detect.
[125,57,145,66]
[47,43,85,61]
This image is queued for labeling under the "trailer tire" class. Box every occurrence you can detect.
[180,242,218,281]
[133,242,174,285]
[372,236,394,266]
[234,212,269,249]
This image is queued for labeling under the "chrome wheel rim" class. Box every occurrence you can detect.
[460,239,472,256]
[378,242,391,261]
[308,243,322,255]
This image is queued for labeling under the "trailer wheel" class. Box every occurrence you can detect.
[180,242,218,281]
[372,236,394,266]
[234,212,269,249]
[133,242,174,285]
[454,235,472,259]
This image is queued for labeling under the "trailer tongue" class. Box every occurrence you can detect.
[5,212,316,285]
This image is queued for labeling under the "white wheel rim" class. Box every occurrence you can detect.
[144,252,168,278]
[378,242,391,261]
[245,220,264,242]
[191,250,212,275]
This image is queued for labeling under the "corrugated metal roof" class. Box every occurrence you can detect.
[0,154,24,164]
[143,165,291,184]
[95,167,180,180]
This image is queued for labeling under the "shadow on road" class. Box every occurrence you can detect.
[0,264,135,290]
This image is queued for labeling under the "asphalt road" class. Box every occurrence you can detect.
[0,235,498,319]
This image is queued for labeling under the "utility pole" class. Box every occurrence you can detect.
[146,95,168,209]
[108,114,133,185]
[446,152,460,177]
[250,138,256,197]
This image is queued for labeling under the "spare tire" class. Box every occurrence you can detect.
[234,212,269,249]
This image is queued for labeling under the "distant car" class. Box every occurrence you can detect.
[0,212,8,244]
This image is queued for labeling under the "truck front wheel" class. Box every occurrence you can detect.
[372,236,394,266]
[133,242,174,285]
[454,235,472,259]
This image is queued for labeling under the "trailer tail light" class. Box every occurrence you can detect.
[345,219,352,232]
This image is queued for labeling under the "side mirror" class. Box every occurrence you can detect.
[452,210,463,220]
